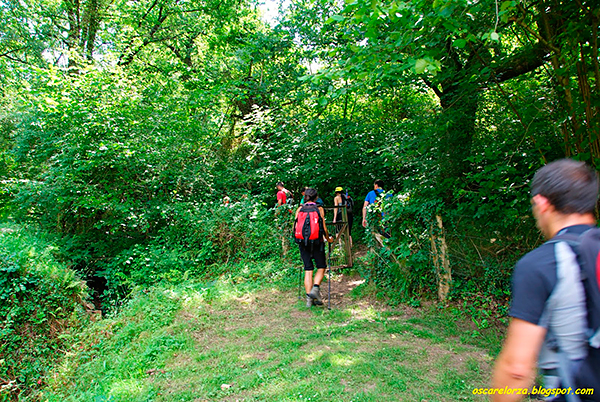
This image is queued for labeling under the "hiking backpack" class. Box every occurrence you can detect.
[341,194,354,214]
[551,228,600,401]
[283,189,294,205]
[294,203,324,245]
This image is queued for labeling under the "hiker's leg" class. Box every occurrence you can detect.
[313,268,326,286]
[307,244,327,303]
[299,243,314,294]
[312,247,327,286]
[304,270,314,293]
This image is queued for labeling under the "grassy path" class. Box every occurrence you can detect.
[38,272,499,402]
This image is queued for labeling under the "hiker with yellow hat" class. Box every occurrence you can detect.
[333,186,354,247]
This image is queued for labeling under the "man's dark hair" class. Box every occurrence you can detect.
[304,188,318,202]
[374,179,384,188]
[276,182,284,188]
[531,159,599,214]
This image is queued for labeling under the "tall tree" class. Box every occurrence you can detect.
[513,0,600,164]
[291,0,548,187]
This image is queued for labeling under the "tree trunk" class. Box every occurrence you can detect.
[431,215,451,303]
[438,83,479,185]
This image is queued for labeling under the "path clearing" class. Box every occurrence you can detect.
[147,272,495,402]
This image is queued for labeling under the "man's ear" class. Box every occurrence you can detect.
[532,194,551,212]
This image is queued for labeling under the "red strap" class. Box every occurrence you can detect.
[596,252,600,290]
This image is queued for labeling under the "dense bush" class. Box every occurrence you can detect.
[359,80,554,309]
[0,225,90,400]
[95,198,289,301]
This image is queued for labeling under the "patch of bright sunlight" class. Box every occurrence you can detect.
[233,294,255,305]
[163,278,246,307]
[350,305,378,322]
[330,354,358,367]
[303,350,325,363]
[179,290,207,309]
[162,287,206,310]
[109,378,149,399]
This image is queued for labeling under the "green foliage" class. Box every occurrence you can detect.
[0,224,89,400]
[248,117,396,198]
[1,0,598,328]
[7,66,217,275]
[3,0,578,398]
[96,198,285,302]
[357,73,555,307]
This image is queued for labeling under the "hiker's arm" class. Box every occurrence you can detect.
[491,318,546,402]
[362,201,369,227]
[319,207,333,242]
[333,196,340,222]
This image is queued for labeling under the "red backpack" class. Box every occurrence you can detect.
[294,203,324,245]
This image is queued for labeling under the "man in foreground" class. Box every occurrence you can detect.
[492,159,599,401]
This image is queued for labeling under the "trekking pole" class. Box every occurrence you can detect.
[327,240,332,310]
[298,265,302,300]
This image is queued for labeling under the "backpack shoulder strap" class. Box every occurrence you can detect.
[300,203,318,212]
[317,206,325,238]
[551,228,600,345]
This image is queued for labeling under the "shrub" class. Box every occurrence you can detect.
[95,197,288,301]
[0,225,90,400]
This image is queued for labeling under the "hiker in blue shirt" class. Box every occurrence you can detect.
[362,179,385,228]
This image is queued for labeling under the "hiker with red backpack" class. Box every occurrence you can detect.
[294,188,333,307]
[492,159,600,401]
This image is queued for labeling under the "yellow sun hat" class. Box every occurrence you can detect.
[335,186,343,192]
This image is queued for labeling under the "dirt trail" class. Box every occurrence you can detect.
[152,268,496,401]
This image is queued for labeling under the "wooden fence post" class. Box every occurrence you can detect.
[431,215,451,303]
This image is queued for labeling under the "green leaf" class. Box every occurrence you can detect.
[500,1,516,11]
[326,14,345,24]
[366,28,377,39]
[490,32,500,41]
[415,59,428,74]
[453,39,467,49]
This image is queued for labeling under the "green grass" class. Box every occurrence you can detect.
[31,272,502,402]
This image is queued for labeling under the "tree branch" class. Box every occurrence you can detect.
[493,43,548,82]
[118,6,170,66]
[0,47,29,59]
[422,77,442,98]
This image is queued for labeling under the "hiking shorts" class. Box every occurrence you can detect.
[298,242,327,271]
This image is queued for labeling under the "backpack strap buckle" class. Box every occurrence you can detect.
[589,328,600,349]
